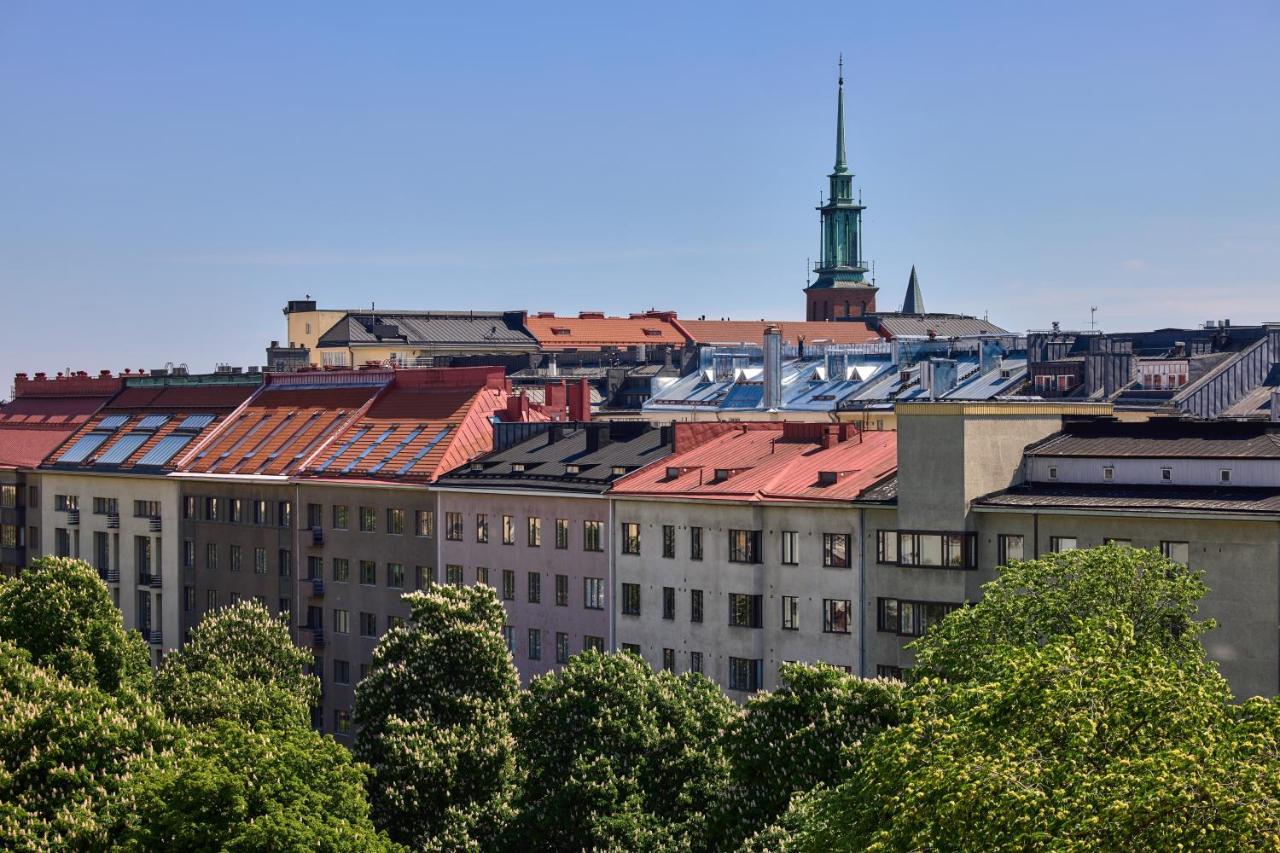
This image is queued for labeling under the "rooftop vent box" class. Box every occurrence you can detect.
[666,466,681,479]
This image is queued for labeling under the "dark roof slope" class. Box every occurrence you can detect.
[872,314,1009,338]
[976,482,1280,516]
[1026,420,1280,460]
[318,312,537,349]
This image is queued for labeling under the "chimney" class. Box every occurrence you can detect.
[1271,389,1280,423]
[585,422,612,453]
[763,325,783,410]
[505,393,530,422]
[820,424,839,449]
[544,380,568,420]
[547,352,559,377]
[797,334,806,360]
[567,378,591,422]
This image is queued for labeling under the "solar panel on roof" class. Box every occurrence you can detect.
[137,415,171,430]
[396,427,451,476]
[135,434,193,467]
[178,414,215,431]
[56,432,110,464]
[313,427,369,472]
[369,427,425,474]
[95,432,150,465]
[97,415,129,431]
[340,428,396,474]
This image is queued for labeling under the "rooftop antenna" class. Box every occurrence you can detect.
[1090,306,1098,331]
[806,258,811,287]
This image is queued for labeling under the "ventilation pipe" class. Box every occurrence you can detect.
[763,325,783,410]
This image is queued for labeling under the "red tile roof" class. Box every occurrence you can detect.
[0,377,119,469]
[610,422,897,503]
[524,313,687,350]
[673,319,883,347]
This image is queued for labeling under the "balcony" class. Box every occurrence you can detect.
[148,630,162,646]
[311,578,325,598]
[106,512,119,529]
[149,516,162,533]
[311,627,325,649]
[137,571,154,586]
[812,259,869,273]
[96,565,109,582]
[150,573,162,590]
[311,526,324,547]
[67,509,80,526]
[106,567,119,583]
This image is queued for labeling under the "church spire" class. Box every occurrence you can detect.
[834,54,848,174]
[902,265,925,314]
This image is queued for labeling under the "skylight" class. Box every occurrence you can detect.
[136,434,194,467]
[177,414,216,431]
[313,427,369,472]
[395,427,451,476]
[97,415,129,431]
[340,427,396,473]
[95,433,150,465]
[56,432,110,464]
[137,415,171,430]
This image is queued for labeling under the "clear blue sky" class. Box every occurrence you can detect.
[2,2,1278,384]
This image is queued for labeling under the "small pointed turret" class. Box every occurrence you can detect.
[834,54,848,174]
[902,265,925,314]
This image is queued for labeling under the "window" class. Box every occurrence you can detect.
[1220,468,1232,483]
[335,709,352,736]
[1050,536,1077,553]
[307,555,323,580]
[502,569,515,601]
[876,665,904,680]
[527,572,541,603]
[333,558,350,582]
[584,520,603,552]
[475,514,488,543]
[182,585,195,612]
[54,528,70,558]
[1104,538,1132,548]
[502,514,515,545]
[359,612,377,638]
[252,500,268,525]
[528,628,542,661]
[877,597,960,637]
[1048,465,1059,481]
[728,593,763,628]
[662,525,675,558]
[781,595,799,630]
[387,508,404,535]
[204,541,220,571]
[307,503,323,529]
[891,531,977,569]
[662,586,675,620]
[278,549,292,577]
[621,643,641,656]
[415,566,431,589]
[230,545,242,572]
[254,547,267,574]
[134,500,160,518]
[445,512,463,541]
[334,659,350,685]
[359,561,377,585]
[876,530,898,563]
[621,522,640,555]
[183,539,195,570]
[1161,467,1173,482]
[584,577,605,610]
[387,562,404,588]
[359,507,376,533]
[230,592,242,606]
[55,494,78,512]
[1,524,18,549]
[93,497,118,515]
[622,583,641,615]
[387,614,403,631]
[781,530,799,565]
[728,529,762,564]
[527,516,541,547]
[333,609,350,634]
[584,636,604,653]
[229,499,242,523]
[1103,466,1115,481]
[690,526,703,561]
[555,632,570,664]
[729,657,763,692]
[476,566,489,586]
[555,574,568,606]
[662,648,675,672]
[998,534,1025,564]
[333,505,349,529]
[181,495,194,518]
[823,533,851,568]
[555,518,569,549]
[445,565,464,586]
[278,501,292,528]
[416,510,434,537]
[206,589,218,610]
[823,599,852,633]
[502,625,514,652]
[689,651,703,674]
[690,589,704,623]
[1161,541,1190,566]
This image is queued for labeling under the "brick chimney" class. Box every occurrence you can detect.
[567,378,591,422]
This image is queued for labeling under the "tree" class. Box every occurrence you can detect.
[508,651,736,852]
[154,599,318,730]
[0,639,177,850]
[780,547,1280,851]
[910,544,1212,684]
[353,585,521,851]
[710,663,904,850]
[0,556,151,695]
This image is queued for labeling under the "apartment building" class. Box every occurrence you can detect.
[34,373,259,664]
[0,371,120,575]
[435,419,669,684]
[609,422,897,695]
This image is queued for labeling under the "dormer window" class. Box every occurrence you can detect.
[551,327,571,335]
[643,328,663,337]
[666,467,681,480]
[511,463,526,473]
[1048,466,1059,481]
[714,468,731,482]
[469,462,484,472]
[1220,469,1232,484]
[564,464,580,475]
[1103,466,1114,481]
[611,466,627,477]
[817,471,841,487]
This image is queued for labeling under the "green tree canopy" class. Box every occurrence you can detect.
[509,651,736,852]
[154,599,319,730]
[354,585,521,851]
[711,663,904,850]
[0,556,151,695]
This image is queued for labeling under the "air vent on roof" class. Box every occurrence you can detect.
[666,467,680,479]
[817,471,839,486]
[564,464,580,475]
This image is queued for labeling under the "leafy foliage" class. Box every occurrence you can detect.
[711,663,904,849]
[354,585,521,851]
[509,650,736,852]
[0,556,151,695]
[155,599,319,730]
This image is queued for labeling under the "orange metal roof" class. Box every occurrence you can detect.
[674,319,883,347]
[524,314,687,350]
[610,422,897,503]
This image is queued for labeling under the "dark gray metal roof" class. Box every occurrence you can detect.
[874,315,1009,338]
[437,422,671,493]
[976,483,1280,515]
[1025,420,1280,459]
[318,312,538,349]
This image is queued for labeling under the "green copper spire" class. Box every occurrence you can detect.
[834,54,848,174]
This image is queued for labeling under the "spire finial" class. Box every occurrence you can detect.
[839,53,843,86]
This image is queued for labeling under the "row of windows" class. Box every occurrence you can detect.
[57,494,159,518]
[1048,464,1233,484]
[876,597,961,637]
[877,530,978,569]
[442,566,608,610]
[502,626,605,661]
[310,607,405,637]
[619,585,852,633]
[307,557,431,590]
[183,541,292,576]
[621,524,851,568]
[996,534,1190,565]
[183,496,292,527]
[444,513,602,550]
[184,587,292,618]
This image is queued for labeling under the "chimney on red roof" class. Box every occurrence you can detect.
[820,424,839,449]
[544,380,568,421]
[567,378,591,422]
[578,311,606,319]
[505,393,530,422]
